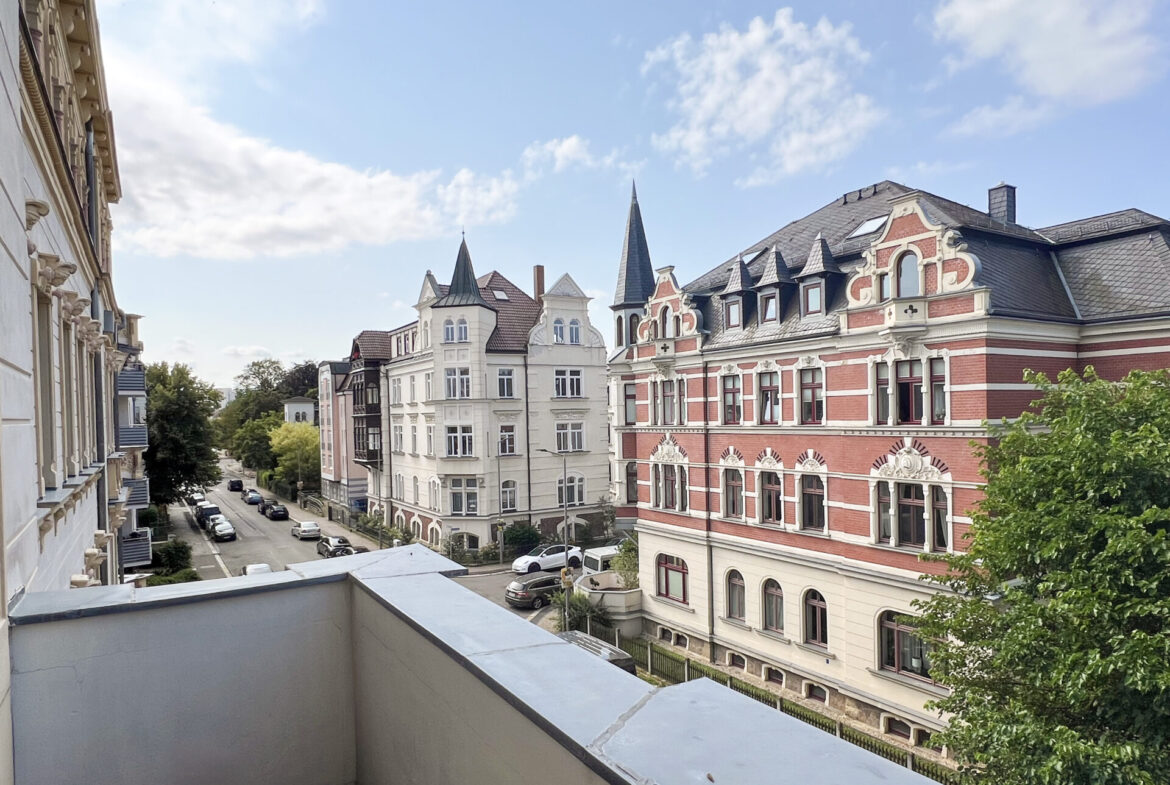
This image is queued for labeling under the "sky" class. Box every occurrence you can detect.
[96,0,1170,388]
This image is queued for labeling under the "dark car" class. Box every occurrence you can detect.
[505,573,562,610]
[227,479,243,492]
[317,536,351,557]
[257,497,277,514]
[265,504,289,520]
[244,490,262,505]
[240,487,258,500]
[329,545,370,557]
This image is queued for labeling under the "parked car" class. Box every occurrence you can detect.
[195,502,221,528]
[227,479,243,492]
[241,563,272,575]
[265,504,289,520]
[257,497,279,515]
[582,544,621,575]
[511,544,583,574]
[504,573,562,609]
[187,491,205,507]
[210,519,237,542]
[244,490,262,505]
[291,521,321,540]
[317,536,351,556]
[328,545,370,558]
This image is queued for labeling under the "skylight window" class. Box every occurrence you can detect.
[493,290,509,301]
[846,215,889,239]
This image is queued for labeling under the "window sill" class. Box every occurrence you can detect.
[755,628,791,645]
[791,527,829,538]
[866,667,948,697]
[650,594,694,613]
[719,616,750,630]
[795,642,835,659]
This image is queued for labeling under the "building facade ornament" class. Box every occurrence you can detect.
[650,434,687,463]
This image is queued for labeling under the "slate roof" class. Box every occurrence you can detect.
[1054,229,1170,321]
[721,255,751,294]
[613,183,656,307]
[754,247,794,288]
[795,234,841,279]
[432,239,489,309]
[962,235,1078,320]
[477,271,543,353]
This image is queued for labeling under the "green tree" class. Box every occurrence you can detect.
[278,360,319,400]
[269,421,321,489]
[552,591,611,632]
[236,358,285,392]
[144,363,221,506]
[610,534,639,588]
[503,522,540,556]
[914,368,1170,785]
[231,411,281,470]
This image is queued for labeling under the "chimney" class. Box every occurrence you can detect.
[988,182,1016,224]
[533,264,545,305]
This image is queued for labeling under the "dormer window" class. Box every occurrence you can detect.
[760,293,777,323]
[725,299,742,329]
[802,283,823,316]
[553,319,565,343]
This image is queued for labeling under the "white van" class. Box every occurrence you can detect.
[582,545,621,575]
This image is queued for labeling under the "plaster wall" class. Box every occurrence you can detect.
[10,580,356,785]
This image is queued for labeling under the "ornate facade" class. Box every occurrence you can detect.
[608,181,1170,744]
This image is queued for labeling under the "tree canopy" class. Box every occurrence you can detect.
[269,421,320,488]
[278,361,319,400]
[914,368,1170,785]
[231,411,281,471]
[144,362,221,505]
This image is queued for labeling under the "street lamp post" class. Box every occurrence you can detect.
[539,448,571,632]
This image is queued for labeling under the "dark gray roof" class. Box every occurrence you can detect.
[432,239,489,309]
[721,255,751,294]
[1054,229,1170,321]
[795,234,841,279]
[1039,209,1166,244]
[754,247,794,287]
[613,183,656,307]
[962,233,1078,320]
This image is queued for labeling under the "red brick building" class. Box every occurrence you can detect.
[608,181,1170,743]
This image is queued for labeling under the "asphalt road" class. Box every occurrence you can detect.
[177,465,372,578]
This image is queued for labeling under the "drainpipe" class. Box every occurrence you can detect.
[523,355,533,529]
[91,289,109,583]
[702,359,715,661]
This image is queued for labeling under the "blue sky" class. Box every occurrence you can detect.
[97,0,1170,387]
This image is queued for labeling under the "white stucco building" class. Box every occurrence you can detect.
[347,241,610,551]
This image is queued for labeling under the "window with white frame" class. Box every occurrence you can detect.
[392,424,403,453]
[422,322,430,348]
[800,368,824,424]
[553,318,565,343]
[760,471,783,524]
[758,371,779,425]
[876,481,949,551]
[445,368,471,399]
[498,424,516,455]
[800,475,825,530]
[662,379,676,425]
[450,477,478,515]
[623,383,637,425]
[409,376,416,402]
[802,282,823,316]
[424,372,433,401]
[557,473,585,507]
[498,368,514,398]
[446,425,473,457]
[555,422,584,452]
[568,319,581,344]
[412,476,419,504]
[625,462,639,504]
[410,424,418,453]
[722,374,742,424]
[501,479,517,511]
[393,473,404,500]
[429,478,440,510]
[368,426,381,452]
[456,318,468,342]
[554,369,582,398]
[727,570,745,620]
[763,580,784,632]
[724,469,743,518]
[760,292,778,323]
[426,425,434,456]
[725,298,742,329]
[390,378,402,404]
[443,319,455,343]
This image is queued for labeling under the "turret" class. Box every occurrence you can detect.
[611,182,655,348]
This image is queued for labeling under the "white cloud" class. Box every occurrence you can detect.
[169,337,196,355]
[934,0,1164,134]
[642,9,883,186]
[222,345,273,358]
[98,1,594,259]
[520,136,642,182]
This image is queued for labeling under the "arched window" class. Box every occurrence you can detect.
[727,570,745,620]
[628,314,640,344]
[443,319,455,343]
[501,479,517,512]
[656,554,688,603]
[625,462,639,504]
[411,520,422,539]
[558,473,585,507]
[428,526,440,547]
[615,315,624,346]
[661,306,673,338]
[568,319,581,344]
[804,589,828,648]
[801,475,825,530]
[880,611,931,680]
[897,252,920,298]
[553,319,565,343]
[673,314,681,337]
[763,579,784,631]
[724,469,743,518]
[456,318,468,342]
[422,322,430,348]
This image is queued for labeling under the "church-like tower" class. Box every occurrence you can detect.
[611,183,656,349]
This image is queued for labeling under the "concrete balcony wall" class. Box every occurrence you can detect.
[574,571,643,638]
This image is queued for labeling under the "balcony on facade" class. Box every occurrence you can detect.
[118,528,152,568]
[116,365,146,394]
[116,425,148,450]
[123,476,149,510]
[7,546,933,785]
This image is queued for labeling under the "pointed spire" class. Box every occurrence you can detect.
[721,253,751,295]
[755,246,795,287]
[432,238,489,308]
[613,182,655,309]
[796,233,842,279]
